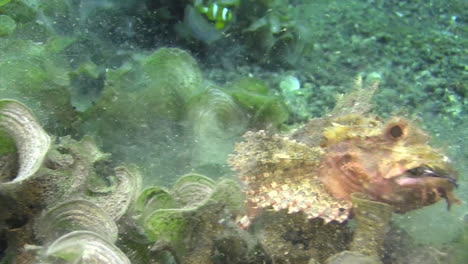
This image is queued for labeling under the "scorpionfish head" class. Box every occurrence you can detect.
[320,115,460,213]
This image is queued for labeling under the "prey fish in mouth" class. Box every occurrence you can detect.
[393,164,458,209]
[229,77,460,227]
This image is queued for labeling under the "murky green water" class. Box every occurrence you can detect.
[0,0,466,263]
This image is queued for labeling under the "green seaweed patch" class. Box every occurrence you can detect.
[208,179,244,213]
[143,208,188,243]
[171,173,217,207]
[227,77,289,129]
[173,173,217,190]
[231,77,269,95]
[253,97,289,128]
[135,186,176,213]
[137,174,244,243]
[140,47,203,106]
[230,90,288,128]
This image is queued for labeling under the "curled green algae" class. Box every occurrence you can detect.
[137,174,219,242]
[171,173,216,207]
[85,46,203,124]
[144,208,189,244]
[0,99,141,263]
[42,231,130,264]
[135,186,176,214]
[187,88,247,168]
[85,165,142,220]
[0,99,50,184]
[36,199,118,244]
[132,173,247,263]
[36,199,131,263]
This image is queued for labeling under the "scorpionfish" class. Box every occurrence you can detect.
[229,77,460,228]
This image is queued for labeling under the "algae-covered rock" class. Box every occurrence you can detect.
[144,208,188,247]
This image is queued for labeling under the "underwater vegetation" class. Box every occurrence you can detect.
[0,101,255,263]
[0,99,139,263]
[78,46,289,180]
[0,0,466,263]
[127,173,254,263]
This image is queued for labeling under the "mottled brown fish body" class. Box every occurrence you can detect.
[229,77,459,227]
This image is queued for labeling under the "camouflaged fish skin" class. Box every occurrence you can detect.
[229,130,352,225]
[229,77,459,226]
